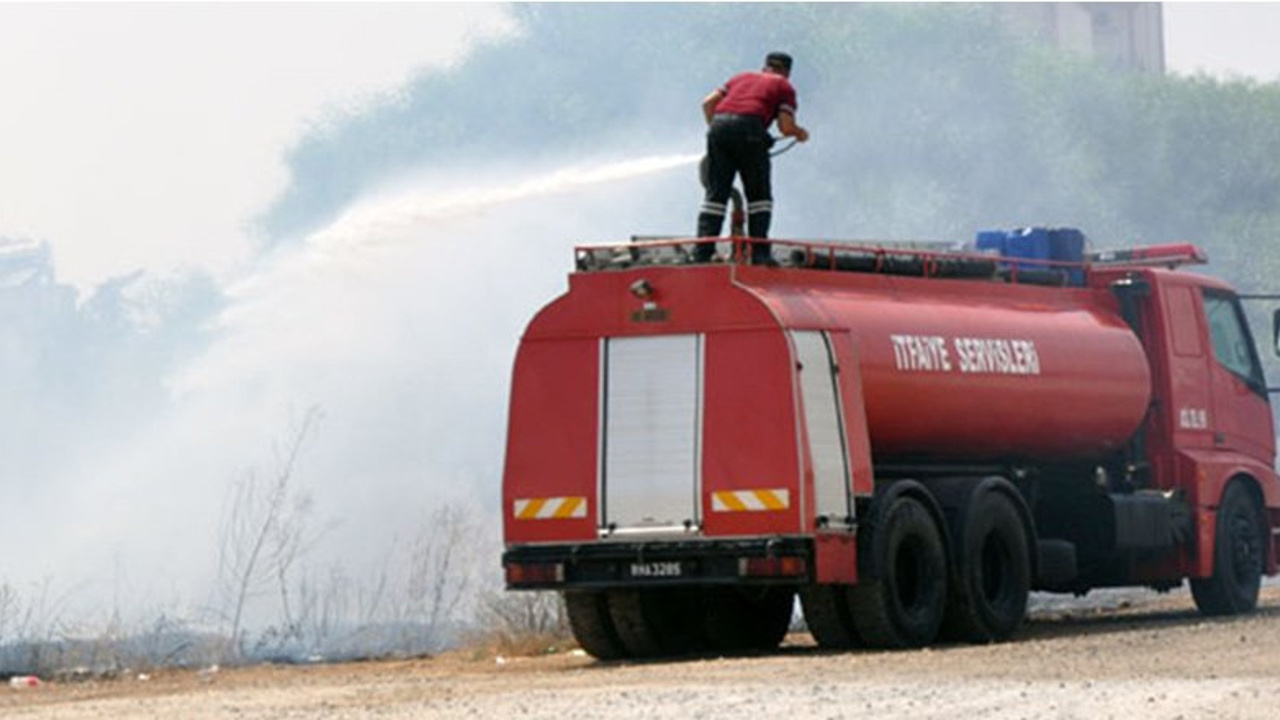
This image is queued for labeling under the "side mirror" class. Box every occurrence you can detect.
[1274,308,1280,356]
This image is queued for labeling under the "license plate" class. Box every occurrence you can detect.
[628,561,683,579]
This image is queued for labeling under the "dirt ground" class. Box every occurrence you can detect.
[4,586,1280,719]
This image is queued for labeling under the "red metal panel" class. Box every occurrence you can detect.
[1167,286,1205,357]
[742,269,1151,462]
[814,533,858,584]
[1108,269,1201,492]
[506,267,787,549]
[1139,272,1276,497]
[502,338,599,544]
[1210,360,1277,464]
[526,266,777,340]
[1156,277,1215,457]
[1177,448,1280,576]
[1199,289,1278,467]
[827,331,875,499]
[700,330,803,536]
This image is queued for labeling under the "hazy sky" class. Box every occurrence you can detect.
[0,3,514,289]
[0,3,1275,291]
[1165,2,1280,82]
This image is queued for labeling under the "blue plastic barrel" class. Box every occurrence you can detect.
[1048,228,1085,285]
[975,230,1008,255]
[1006,227,1051,264]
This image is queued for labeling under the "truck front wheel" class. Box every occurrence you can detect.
[1192,482,1266,616]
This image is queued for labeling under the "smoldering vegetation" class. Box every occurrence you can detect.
[3,4,1280,673]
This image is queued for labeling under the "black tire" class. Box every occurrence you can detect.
[1192,482,1266,616]
[563,590,628,660]
[847,494,948,648]
[607,588,707,658]
[704,586,795,653]
[799,584,861,649]
[941,491,1031,642]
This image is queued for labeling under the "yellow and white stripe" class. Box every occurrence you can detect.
[711,489,790,513]
[513,496,588,520]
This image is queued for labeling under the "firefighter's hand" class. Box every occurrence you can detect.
[777,111,809,143]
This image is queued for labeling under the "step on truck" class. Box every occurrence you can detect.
[501,229,1280,657]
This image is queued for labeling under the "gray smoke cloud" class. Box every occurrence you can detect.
[0,149,703,640]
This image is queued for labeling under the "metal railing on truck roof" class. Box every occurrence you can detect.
[575,236,1092,287]
[574,236,1208,288]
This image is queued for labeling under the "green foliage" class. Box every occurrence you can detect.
[263,3,1280,297]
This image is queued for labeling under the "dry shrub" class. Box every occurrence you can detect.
[467,590,571,656]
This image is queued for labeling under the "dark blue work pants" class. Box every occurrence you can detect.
[696,114,773,262]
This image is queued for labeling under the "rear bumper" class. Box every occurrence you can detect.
[503,536,812,590]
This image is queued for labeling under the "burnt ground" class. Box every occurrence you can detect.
[4,586,1280,719]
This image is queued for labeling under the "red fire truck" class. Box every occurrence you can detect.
[501,231,1280,657]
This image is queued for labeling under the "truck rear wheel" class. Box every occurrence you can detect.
[704,587,795,653]
[799,584,861,648]
[607,588,707,658]
[847,494,948,648]
[1192,482,1265,616]
[941,491,1030,642]
[564,590,628,660]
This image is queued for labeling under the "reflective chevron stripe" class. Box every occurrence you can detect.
[514,496,588,520]
[711,489,790,512]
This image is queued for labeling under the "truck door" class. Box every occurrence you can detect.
[792,331,854,529]
[1202,289,1276,464]
[600,334,702,535]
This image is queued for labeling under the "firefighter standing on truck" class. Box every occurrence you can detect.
[695,51,810,265]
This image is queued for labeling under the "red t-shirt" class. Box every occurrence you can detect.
[714,71,798,125]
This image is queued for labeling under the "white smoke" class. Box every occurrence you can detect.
[181,151,702,394]
[7,152,702,631]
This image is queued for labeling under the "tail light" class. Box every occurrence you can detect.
[739,555,807,578]
[506,562,565,586]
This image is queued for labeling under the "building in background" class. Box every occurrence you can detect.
[999,3,1165,74]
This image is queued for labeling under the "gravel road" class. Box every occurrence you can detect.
[4,586,1280,719]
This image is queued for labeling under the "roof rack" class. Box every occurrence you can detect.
[576,233,1211,285]
[574,237,1091,286]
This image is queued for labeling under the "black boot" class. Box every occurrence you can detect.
[695,211,724,262]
